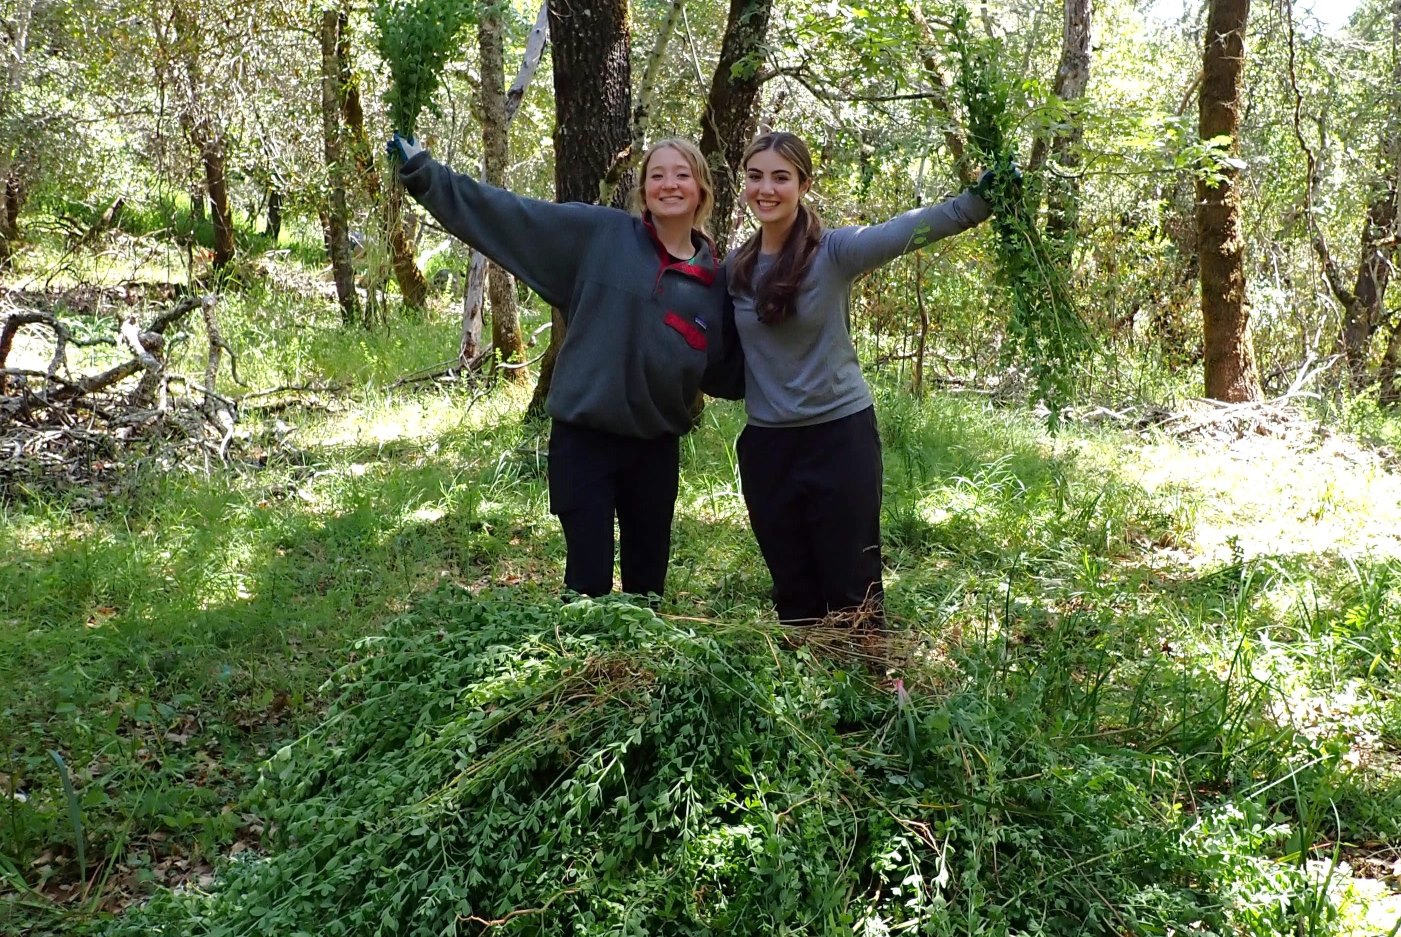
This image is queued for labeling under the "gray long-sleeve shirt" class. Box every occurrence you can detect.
[728,190,990,428]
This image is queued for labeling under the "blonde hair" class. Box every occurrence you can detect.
[629,137,715,234]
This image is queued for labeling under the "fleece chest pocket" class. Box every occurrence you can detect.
[663,311,708,351]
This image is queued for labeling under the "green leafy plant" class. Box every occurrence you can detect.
[373,0,480,137]
[91,587,1332,937]
[948,4,1094,428]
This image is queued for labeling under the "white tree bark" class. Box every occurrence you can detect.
[460,0,549,369]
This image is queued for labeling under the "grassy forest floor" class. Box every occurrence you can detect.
[2,249,1401,934]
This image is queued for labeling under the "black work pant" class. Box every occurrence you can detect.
[736,406,884,626]
[548,420,680,599]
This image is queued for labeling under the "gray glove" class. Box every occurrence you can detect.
[386,132,424,165]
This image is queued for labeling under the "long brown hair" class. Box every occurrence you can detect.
[729,132,824,326]
[627,138,716,235]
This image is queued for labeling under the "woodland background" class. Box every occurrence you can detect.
[2,0,1401,934]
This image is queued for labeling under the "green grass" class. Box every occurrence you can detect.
[2,260,1401,934]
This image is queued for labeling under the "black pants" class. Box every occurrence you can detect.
[737,406,884,625]
[548,420,680,598]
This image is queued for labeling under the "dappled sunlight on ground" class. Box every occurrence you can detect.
[1126,424,1401,565]
[307,381,536,448]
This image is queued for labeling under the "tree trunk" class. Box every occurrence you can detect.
[1,170,21,259]
[1288,0,1399,384]
[336,6,428,311]
[199,135,236,270]
[172,5,234,272]
[462,258,486,360]
[0,0,33,266]
[460,1,547,372]
[1028,0,1092,248]
[1380,313,1401,404]
[265,187,283,240]
[527,0,632,420]
[1374,0,1401,402]
[1197,0,1261,402]
[699,0,774,251]
[1338,191,1399,374]
[596,0,683,206]
[477,4,528,381]
[1340,0,1401,380]
[321,9,358,325]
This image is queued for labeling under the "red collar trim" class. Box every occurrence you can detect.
[642,213,718,286]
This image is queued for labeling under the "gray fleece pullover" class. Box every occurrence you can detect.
[728,190,990,428]
[399,153,730,439]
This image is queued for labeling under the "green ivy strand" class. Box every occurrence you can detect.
[950,5,1094,429]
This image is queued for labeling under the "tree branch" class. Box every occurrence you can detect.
[1284,3,1356,309]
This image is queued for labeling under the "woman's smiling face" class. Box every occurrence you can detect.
[643,146,700,224]
[744,148,809,230]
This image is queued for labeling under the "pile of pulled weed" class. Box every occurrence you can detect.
[97,588,1316,936]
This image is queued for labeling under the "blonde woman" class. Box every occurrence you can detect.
[389,133,733,600]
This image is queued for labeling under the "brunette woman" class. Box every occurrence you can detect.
[726,131,993,626]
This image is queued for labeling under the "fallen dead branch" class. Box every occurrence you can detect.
[0,290,245,494]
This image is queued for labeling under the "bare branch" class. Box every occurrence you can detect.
[504,1,550,123]
[1284,2,1357,309]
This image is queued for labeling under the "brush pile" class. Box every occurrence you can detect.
[98,588,1315,936]
[0,288,240,498]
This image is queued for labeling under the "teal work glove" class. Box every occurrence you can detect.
[386,132,424,165]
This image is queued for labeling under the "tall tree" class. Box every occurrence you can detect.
[1197,0,1262,402]
[321,8,359,325]
[171,4,236,272]
[527,0,631,419]
[698,0,774,251]
[1027,0,1092,249]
